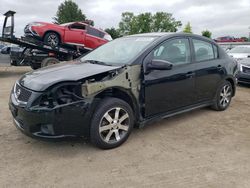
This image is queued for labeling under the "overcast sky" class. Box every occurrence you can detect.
[0,0,250,38]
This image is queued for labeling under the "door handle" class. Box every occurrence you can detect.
[186,71,195,78]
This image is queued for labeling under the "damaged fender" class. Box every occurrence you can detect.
[82,65,142,101]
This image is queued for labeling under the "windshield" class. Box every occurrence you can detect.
[60,22,74,26]
[80,36,157,65]
[229,46,250,53]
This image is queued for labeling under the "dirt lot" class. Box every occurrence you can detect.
[0,66,250,188]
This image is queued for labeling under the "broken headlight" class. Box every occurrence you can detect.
[38,84,83,108]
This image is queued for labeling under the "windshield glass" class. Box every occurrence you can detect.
[80,36,157,65]
[229,46,250,53]
[60,22,74,26]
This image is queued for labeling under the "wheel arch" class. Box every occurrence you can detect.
[225,76,236,97]
[94,87,140,124]
[43,30,62,43]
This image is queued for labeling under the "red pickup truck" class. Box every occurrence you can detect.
[24,21,112,49]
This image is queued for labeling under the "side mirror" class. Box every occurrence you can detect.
[146,59,173,73]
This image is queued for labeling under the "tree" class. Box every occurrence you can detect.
[105,27,121,39]
[202,30,212,38]
[53,0,86,24]
[183,22,192,33]
[240,37,248,42]
[151,12,182,32]
[118,12,137,35]
[118,12,182,36]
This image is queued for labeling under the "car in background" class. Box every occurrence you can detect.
[0,46,23,55]
[0,46,11,54]
[0,44,6,50]
[227,45,250,61]
[215,36,245,43]
[9,33,237,149]
[236,58,250,84]
[24,21,112,49]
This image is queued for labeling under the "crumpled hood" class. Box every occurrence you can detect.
[19,61,120,91]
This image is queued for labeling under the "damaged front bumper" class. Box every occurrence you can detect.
[9,87,96,139]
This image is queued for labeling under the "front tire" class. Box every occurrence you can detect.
[44,32,60,47]
[211,81,233,111]
[90,98,134,149]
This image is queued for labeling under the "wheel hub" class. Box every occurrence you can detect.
[99,107,130,143]
[219,84,231,107]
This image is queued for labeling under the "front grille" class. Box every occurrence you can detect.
[14,83,32,103]
[242,66,250,74]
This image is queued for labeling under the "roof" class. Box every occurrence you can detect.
[128,32,175,37]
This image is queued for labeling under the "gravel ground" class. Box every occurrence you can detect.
[0,66,250,188]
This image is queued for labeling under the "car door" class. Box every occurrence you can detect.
[64,23,86,46]
[191,38,225,102]
[143,37,196,117]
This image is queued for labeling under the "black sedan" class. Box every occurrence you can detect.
[9,33,237,149]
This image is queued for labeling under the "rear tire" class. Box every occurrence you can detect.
[44,32,60,47]
[211,81,233,111]
[90,98,134,149]
[41,57,60,67]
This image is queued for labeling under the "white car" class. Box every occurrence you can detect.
[228,45,250,61]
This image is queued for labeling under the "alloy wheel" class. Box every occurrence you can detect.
[219,84,232,108]
[99,107,130,144]
[47,34,59,46]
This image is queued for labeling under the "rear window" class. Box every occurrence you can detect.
[193,39,215,61]
[87,26,105,38]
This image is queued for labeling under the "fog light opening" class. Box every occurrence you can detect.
[41,124,54,135]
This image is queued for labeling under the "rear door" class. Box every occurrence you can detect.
[191,38,224,102]
[143,37,196,117]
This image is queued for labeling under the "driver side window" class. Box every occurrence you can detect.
[153,38,191,65]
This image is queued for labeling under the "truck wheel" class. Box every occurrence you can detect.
[90,98,134,149]
[30,63,41,70]
[41,57,60,67]
[44,32,60,47]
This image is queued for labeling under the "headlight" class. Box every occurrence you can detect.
[237,62,243,72]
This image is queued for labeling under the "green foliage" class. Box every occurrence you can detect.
[183,22,192,34]
[53,0,86,24]
[151,12,182,32]
[105,27,121,39]
[118,12,182,36]
[240,37,248,42]
[202,30,212,38]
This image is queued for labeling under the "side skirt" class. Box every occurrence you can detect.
[138,101,213,128]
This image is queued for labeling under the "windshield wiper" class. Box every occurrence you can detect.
[87,60,111,66]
